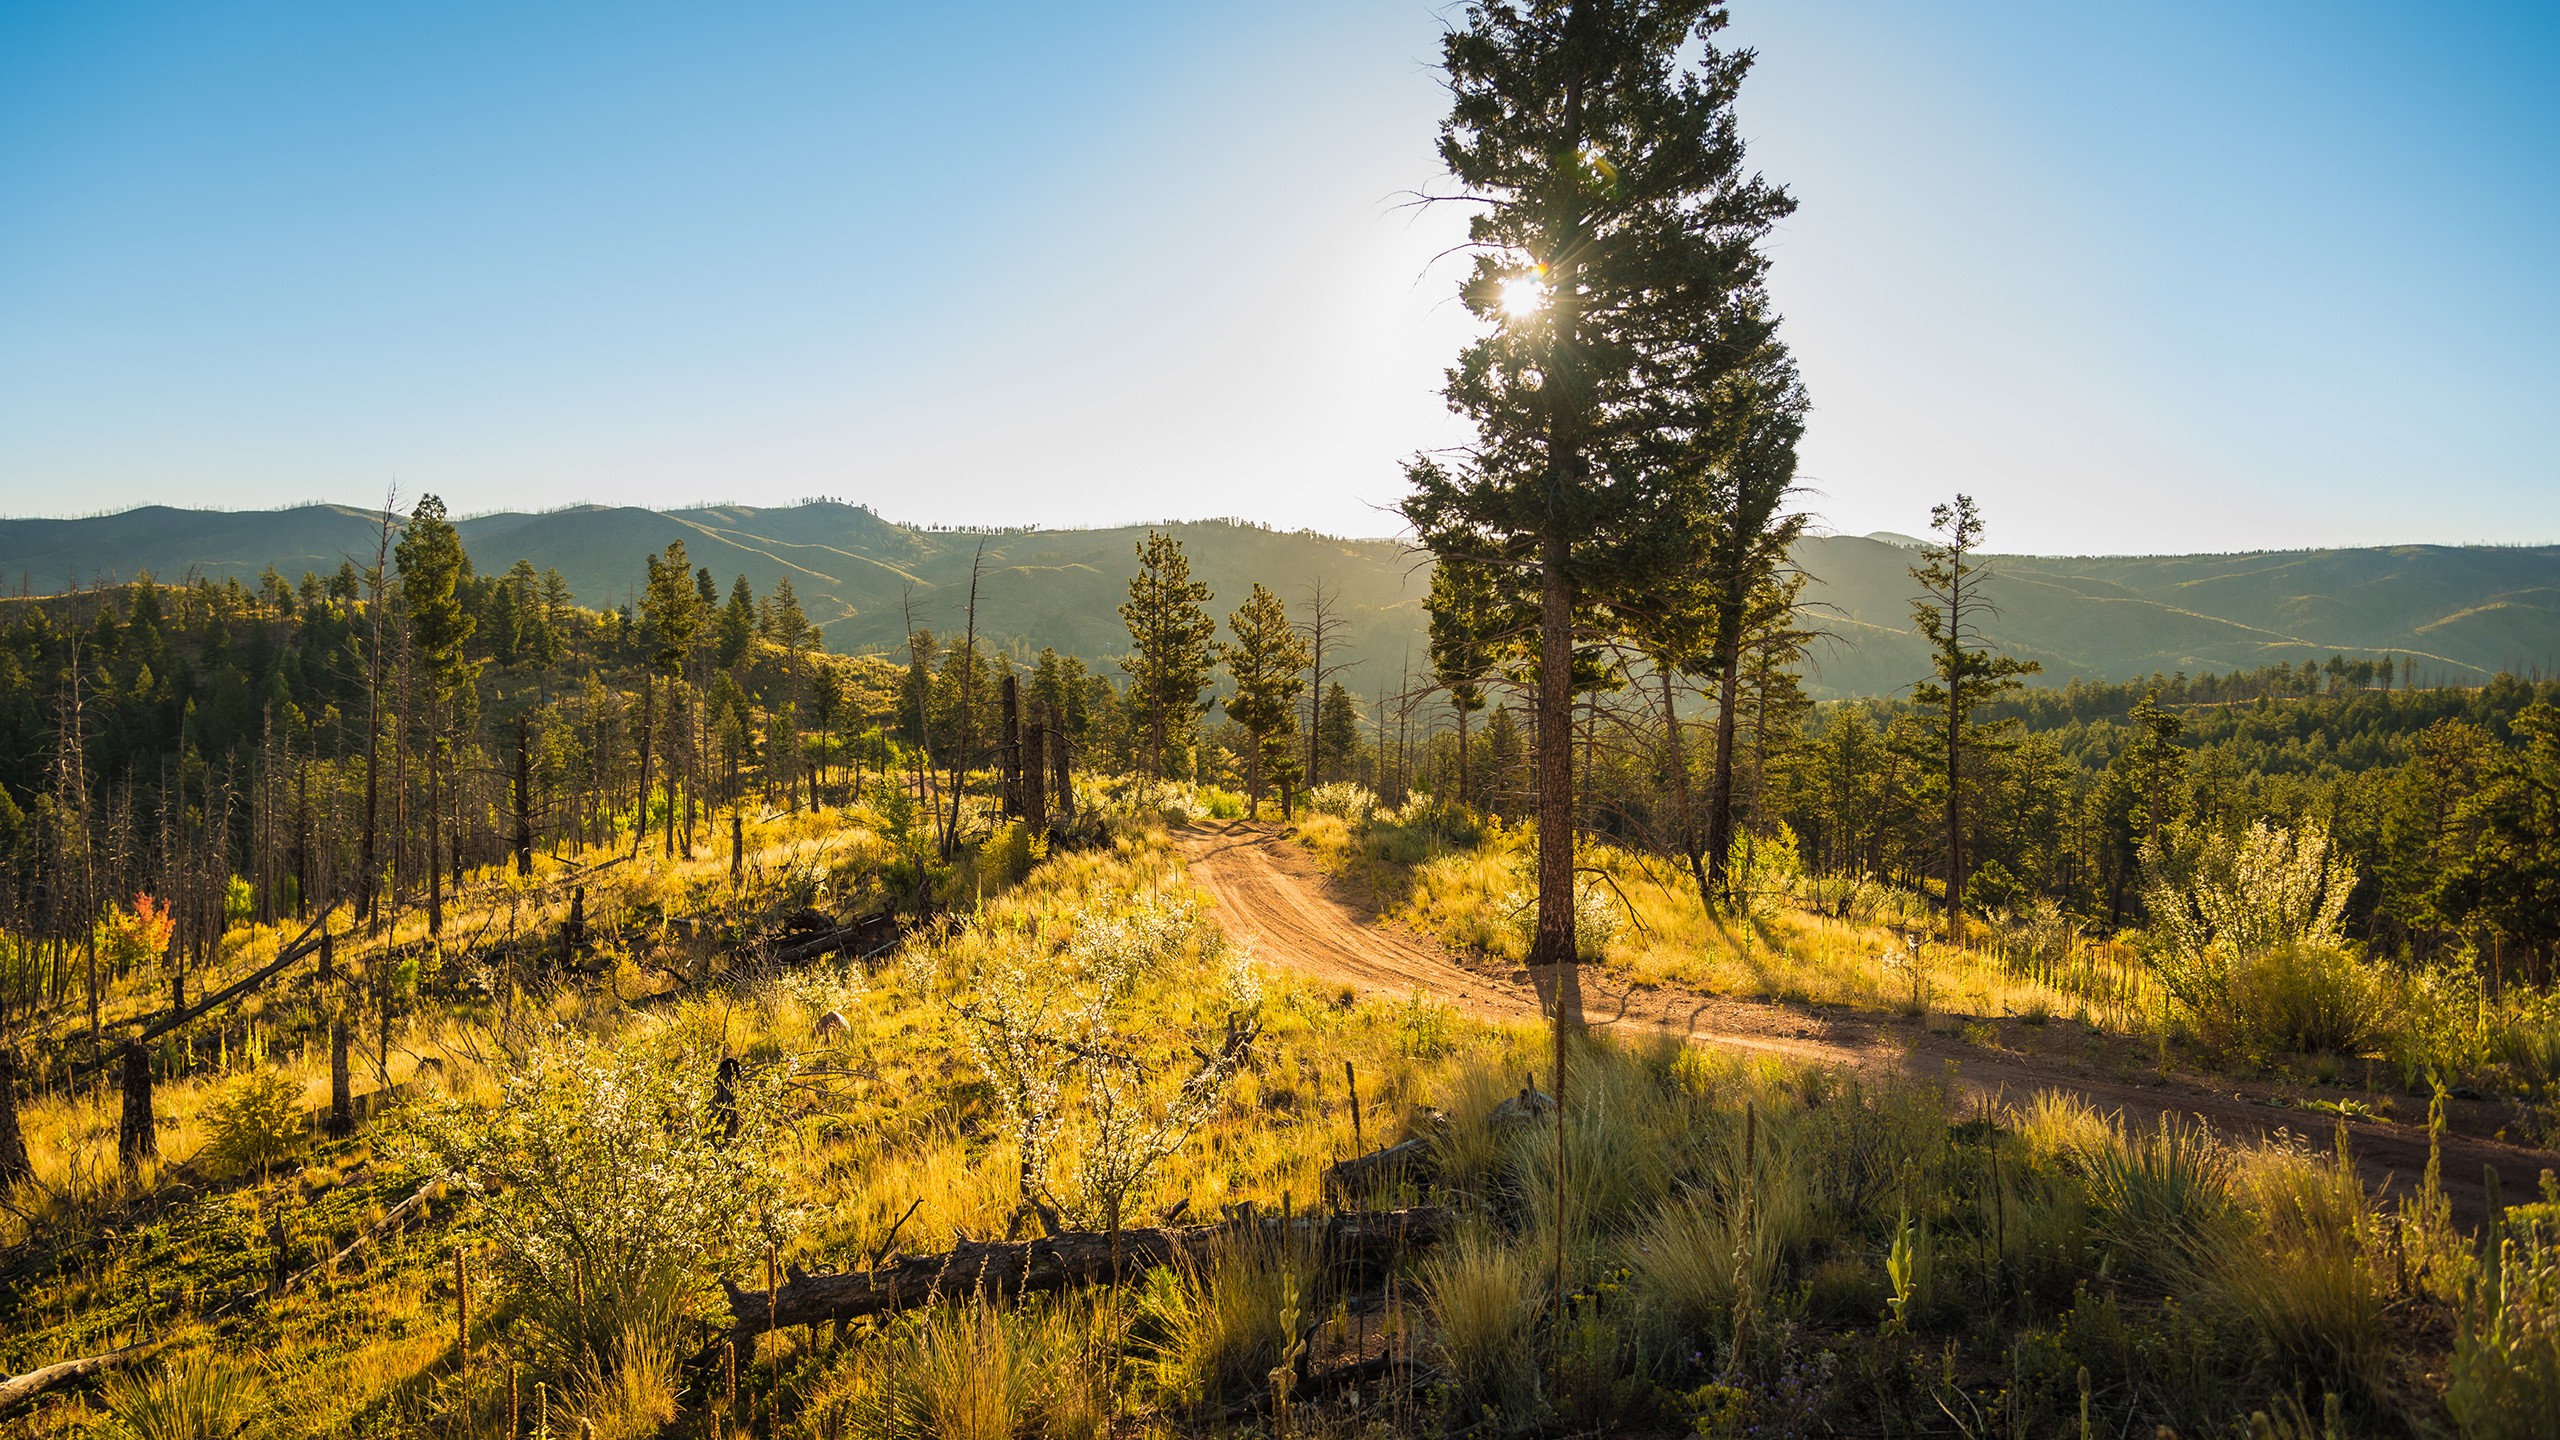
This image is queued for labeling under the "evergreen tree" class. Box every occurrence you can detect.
[1402,0,1798,969]
[1909,495,2039,943]
[2434,702,2560,979]
[717,574,756,670]
[1118,530,1217,779]
[637,541,702,856]
[1222,583,1311,815]
[759,576,811,649]
[1316,681,1363,786]
[394,494,478,933]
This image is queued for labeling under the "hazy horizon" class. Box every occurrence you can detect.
[4,495,2558,565]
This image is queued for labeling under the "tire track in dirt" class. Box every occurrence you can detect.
[1177,820,2553,1228]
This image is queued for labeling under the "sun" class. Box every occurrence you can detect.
[1498,274,1548,318]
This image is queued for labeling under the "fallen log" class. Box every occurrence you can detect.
[1321,1137,1438,1206]
[0,1342,157,1414]
[770,909,901,965]
[720,1205,1451,1338]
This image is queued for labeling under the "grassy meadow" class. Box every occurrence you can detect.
[1,786,2556,1437]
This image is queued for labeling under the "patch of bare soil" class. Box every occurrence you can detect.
[1176,820,2553,1227]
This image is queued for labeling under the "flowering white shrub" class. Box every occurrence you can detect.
[401,1026,800,1371]
[953,902,1261,1234]
[2143,820,2356,1016]
[1309,782,1376,821]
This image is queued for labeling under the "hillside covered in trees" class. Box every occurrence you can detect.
[3,502,2554,698]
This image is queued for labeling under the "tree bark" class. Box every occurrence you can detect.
[0,1048,30,1188]
[632,674,654,860]
[1703,602,1746,898]
[1531,528,1578,974]
[1024,703,1049,834]
[426,727,443,938]
[512,708,534,877]
[117,1042,156,1168]
[328,1014,354,1137]
[1000,673,1022,818]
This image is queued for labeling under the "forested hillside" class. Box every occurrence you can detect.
[5,504,2554,697]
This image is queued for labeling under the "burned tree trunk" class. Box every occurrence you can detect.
[117,1043,157,1168]
[999,673,1022,818]
[328,1013,354,1137]
[512,707,535,878]
[721,1205,1449,1340]
[1024,701,1050,835]
[0,1048,29,1188]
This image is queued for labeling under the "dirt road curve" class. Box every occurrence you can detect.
[1177,820,2553,1228]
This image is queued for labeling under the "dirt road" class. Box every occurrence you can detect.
[1177,820,2552,1227]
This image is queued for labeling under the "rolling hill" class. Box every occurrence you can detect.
[1,502,2552,699]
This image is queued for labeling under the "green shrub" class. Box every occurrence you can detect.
[2449,1223,2560,1440]
[1423,1227,1543,1413]
[203,1068,304,1175]
[2085,1115,2232,1278]
[100,1353,260,1440]
[1136,1236,1306,1409]
[1308,782,1375,820]
[2223,941,2385,1055]
[400,1029,800,1375]
[2200,1146,2385,1398]
[975,821,1036,892]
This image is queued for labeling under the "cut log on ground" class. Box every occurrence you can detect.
[0,1342,157,1414]
[1321,1137,1438,1207]
[720,1205,1450,1339]
[771,909,903,965]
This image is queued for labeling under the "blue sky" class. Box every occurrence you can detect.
[0,1,2551,553]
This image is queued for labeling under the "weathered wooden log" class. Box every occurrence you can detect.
[1321,1137,1438,1206]
[719,1205,1450,1338]
[0,1342,156,1414]
[770,909,901,964]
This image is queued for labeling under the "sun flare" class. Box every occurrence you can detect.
[1498,274,1547,318]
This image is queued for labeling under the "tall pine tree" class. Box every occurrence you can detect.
[1223,583,1311,816]
[1909,494,2039,943]
[1403,0,1798,970]
[1119,531,1217,779]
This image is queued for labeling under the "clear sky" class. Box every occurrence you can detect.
[0,1,2551,554]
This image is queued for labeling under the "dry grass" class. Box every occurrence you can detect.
[1314,818,2160,1034]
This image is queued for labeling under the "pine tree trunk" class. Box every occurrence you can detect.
[512,709,534,877]
[1000,674,1021,818]
[633,675,654,860]
[1456,702,1472,811]
[1531,528,1578,973]
[1703,600,1746,897]
[1025,704,1049,835]
[426,735,443,938]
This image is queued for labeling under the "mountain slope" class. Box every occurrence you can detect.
[2,503,2552,697]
